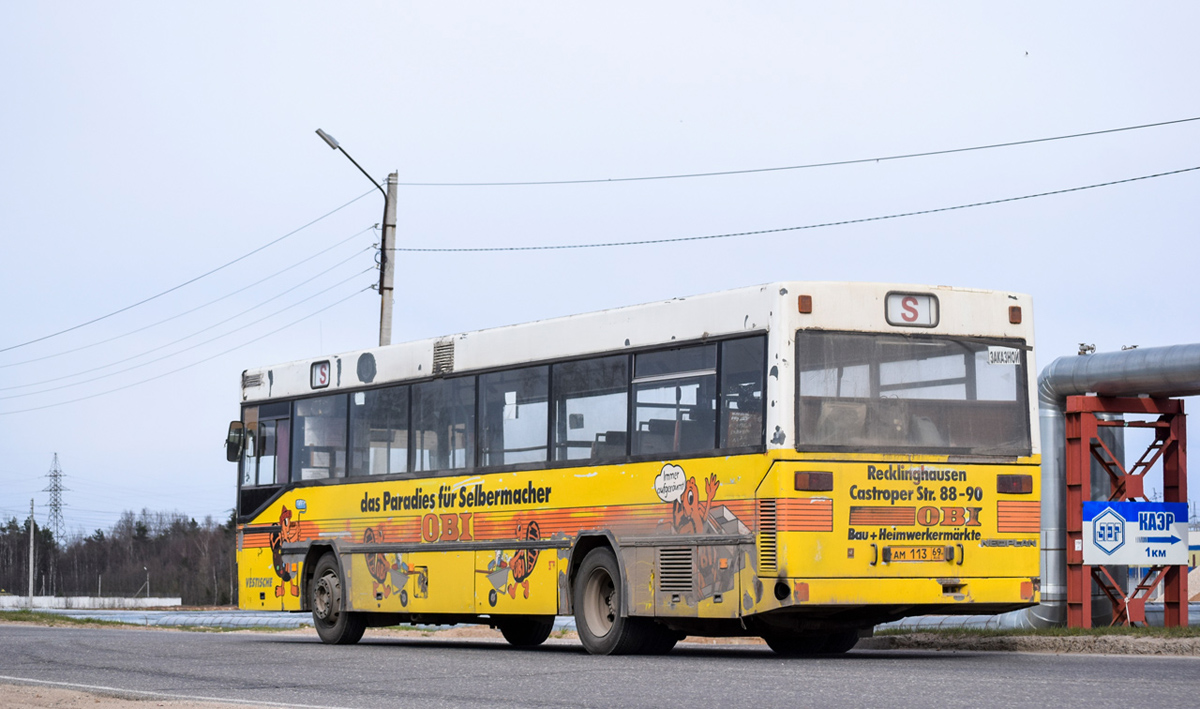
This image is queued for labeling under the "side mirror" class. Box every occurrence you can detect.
[226,421,245,463]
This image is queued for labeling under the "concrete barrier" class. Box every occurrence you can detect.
[0,596,182,609]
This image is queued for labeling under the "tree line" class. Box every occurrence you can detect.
[0,509,237,606]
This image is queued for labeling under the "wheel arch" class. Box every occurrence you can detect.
[566,532,626,616]
[299,543,336,612]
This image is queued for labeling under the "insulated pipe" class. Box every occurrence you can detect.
[1018,344,1200,628]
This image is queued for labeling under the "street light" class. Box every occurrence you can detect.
[315,128,398,346]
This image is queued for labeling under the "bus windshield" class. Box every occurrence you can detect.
[796,331,1031,456]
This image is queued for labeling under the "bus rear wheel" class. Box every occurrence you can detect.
[497,616,555,647]
[311,553,365,645]
[573,547,648,655]
[764,630,859,656]
[823,629,860,654]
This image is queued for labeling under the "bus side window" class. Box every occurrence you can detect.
[240,405,259,487]
[241,427,259,487]
[292,394,348,480]
[632,344,717,456]
[274,417,290,485]
[480,366,549,467]
[553,356,629,462]
[413,377,476,473]
[720,336,765,448]
[258,420,277,486]
[350,385,410,476]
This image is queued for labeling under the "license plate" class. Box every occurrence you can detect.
[887,545,946,562]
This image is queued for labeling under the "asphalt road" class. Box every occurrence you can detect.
[1,625,1197,709]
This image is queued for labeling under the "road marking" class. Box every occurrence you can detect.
[0,675,355,709]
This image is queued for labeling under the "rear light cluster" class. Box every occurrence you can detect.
[997,474,1033,494]
[795,471,833,491]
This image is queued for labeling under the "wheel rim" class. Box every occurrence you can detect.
[314,570,340,624]
[582,567,616,638]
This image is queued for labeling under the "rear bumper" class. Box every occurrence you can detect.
[768,575,1039,608]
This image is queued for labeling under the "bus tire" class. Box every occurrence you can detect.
[497,615,555,647]
[823,629,859,654]
[573,547,646,655]
[641,622,680,655]
[762,632,827,657]
[311,553,365,645]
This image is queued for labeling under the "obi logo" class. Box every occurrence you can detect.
[1092,507,1126,555]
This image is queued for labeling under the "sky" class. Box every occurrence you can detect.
[1,3,1198,536]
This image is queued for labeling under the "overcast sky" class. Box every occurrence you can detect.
[2,3,1197,535]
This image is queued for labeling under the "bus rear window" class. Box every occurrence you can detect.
[796,332,1031,456]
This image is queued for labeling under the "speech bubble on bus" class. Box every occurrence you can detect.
[655,464,687,503]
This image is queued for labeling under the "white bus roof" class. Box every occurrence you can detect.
[239,281,1033,403]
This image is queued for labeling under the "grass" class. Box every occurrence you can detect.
[877,625,1200,639]
[0,609,129,628]
[171,624,301,633]
[0,609,302,633]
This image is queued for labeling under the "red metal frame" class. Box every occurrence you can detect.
[1064,395,1187,627]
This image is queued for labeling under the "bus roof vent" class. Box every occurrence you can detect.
[242,372,264,389]
[432,340,455,375]
[657,547,695,594]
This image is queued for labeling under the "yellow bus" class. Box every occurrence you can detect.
[226,282,1040,655]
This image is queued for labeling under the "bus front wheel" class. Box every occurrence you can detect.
[311,553,366,645]
[762,632,827,656]
[573,547,647,655]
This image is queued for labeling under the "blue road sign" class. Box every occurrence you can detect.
[1082,501,1188,565]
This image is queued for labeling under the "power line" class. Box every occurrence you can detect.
[0,189,378,354]
[0,268,374,400]
[0,249,373,391]
[393,164,1200,253]
[394,116,1200,186]
[0,284,374,416]
[0,225,377,370]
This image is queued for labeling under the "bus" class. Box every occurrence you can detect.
[226,282,1041,655]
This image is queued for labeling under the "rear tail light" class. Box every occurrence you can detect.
[795,471,833,491]
[997,474,1033,494]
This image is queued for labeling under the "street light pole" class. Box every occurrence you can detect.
[315,129,397,346]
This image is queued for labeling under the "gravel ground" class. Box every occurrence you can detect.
[2,683,247,709]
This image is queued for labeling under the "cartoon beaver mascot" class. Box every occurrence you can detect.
[506,521,541,599]
[363,526,400,599]
[671,473,723,591]
[672,472,720,535]
[270,506,301,597]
